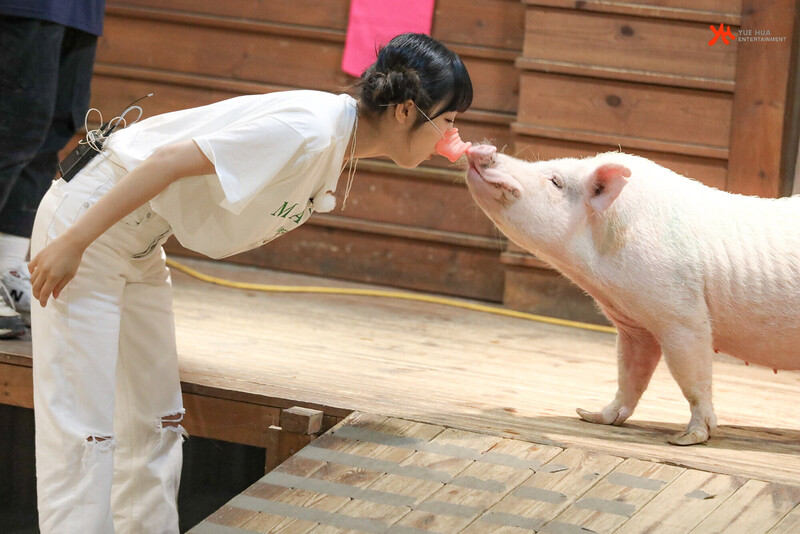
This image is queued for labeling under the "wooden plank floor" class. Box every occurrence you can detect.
[2,256,799,486]
[190,412,800,534]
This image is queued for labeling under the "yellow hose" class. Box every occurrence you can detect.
[165,258,617,334]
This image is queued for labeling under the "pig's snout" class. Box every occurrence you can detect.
[467,144,497,169]
[466,146,524,202]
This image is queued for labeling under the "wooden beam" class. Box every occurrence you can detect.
[727,0,797,196]
[266,406,324,473]
[181,393,280,448]
[522,0,742,25]
[0,363,33,409]
[515,57,736,92]
[279,406,323,435]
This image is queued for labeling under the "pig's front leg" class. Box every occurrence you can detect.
[577,327,661,426]
[659,326,716,446]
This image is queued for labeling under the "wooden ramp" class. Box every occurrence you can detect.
[191,412,800,534]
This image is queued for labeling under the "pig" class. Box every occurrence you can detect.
[465,145,800,445]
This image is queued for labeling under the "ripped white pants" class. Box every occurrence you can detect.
[30,154,184,534]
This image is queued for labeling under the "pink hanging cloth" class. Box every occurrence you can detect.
[341,0,436,77]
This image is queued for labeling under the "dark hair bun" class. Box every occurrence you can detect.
[363,68,422,108]
[356,33,473,123]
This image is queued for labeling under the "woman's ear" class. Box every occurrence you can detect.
[394,100,414,125]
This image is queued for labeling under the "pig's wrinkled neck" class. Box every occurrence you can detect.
[534,243,635,328]
[511,233,580,277]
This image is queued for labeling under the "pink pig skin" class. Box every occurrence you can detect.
[465,146,800,446]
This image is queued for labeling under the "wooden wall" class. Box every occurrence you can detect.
[90,1,798,322]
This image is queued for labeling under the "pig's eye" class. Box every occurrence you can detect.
[549,176,563,189]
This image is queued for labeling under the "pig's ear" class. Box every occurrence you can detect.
[586,163,630,212]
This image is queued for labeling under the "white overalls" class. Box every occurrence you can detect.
[30,90,356,533]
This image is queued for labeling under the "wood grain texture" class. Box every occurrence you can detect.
[392,437,560,533]
[182,393,280,448]
[769,505,800,533]
[230,413,387,532]
[689,480,800,533]
[522,7,737,85]
[313,168,498,239]
[502,265,610,326]
[153,258,800,487]
[193,413,800,533]
[516,72,733,156]
[548,458,685,532]
[462,448,623,533]
[98,15,349,93]
[726,0,797,197]
[0,363,33,409]
[113,0,525,51]
[614,470,747,533]
[524,0,743,24]
[433,0,526,51]
[264,414,439,533]
[164,223,506,302]
[114,0,352,30]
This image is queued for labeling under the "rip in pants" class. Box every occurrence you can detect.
[82,434,117,472]
[155,409,189,442]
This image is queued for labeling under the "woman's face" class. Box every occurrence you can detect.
[387,102,458,168]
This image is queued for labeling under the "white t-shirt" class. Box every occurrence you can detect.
[106,90,357,258]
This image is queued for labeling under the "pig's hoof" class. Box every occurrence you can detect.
[668,428,709,446]
[576,408,608,424]
[576,407,630,426]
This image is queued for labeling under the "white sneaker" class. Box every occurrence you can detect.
[2,263,31,327]
[0,282,26,338]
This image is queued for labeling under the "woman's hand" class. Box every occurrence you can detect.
[28,235,85,307]
[26,140,213,309]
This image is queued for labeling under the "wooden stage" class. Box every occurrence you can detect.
[2,256,800,531]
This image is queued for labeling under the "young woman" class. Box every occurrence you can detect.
[28,32,472,533]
